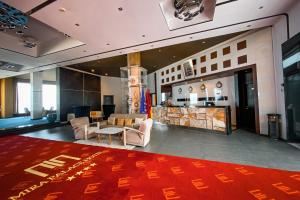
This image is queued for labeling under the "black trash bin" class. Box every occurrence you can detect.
[267,114,281,139]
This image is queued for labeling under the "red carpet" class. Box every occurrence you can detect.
[0,136,299,200]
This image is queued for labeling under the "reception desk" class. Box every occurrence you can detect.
[152,106,231,134]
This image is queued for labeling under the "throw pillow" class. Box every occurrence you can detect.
[124,118,133,127]
[135,118,144,125]
[107,117,116,125]
[117,118,125,126]
[138,121,146,134]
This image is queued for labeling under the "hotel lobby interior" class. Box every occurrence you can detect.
[0,0,300,199]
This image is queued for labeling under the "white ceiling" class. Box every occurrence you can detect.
[0,0,297,78]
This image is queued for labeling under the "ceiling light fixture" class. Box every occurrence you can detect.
[0,2,29,32]
[202,41,206,44]
[105,73,108,76]
[174,0,205,21]
[91,69,95,72]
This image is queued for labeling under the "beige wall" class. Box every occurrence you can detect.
[156,28,276,135]
[0,78,14,118]
[101,76,122,113]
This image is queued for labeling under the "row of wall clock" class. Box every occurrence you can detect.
[177,81,223,94]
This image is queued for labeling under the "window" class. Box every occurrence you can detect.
[190,93,198,105]
[171,67,175,73]
[17,82,31,114]
[42,84,57,110]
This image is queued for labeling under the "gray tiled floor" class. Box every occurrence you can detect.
[22,123,300,171]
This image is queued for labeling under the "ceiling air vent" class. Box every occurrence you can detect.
[0,61,24,72]
[160,0,216,30]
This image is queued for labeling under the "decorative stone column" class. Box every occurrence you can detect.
[30,72,43,119]
[127,52,142,114]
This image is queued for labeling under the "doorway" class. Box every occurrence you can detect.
[235,68,258,133]
[284,63,300,141]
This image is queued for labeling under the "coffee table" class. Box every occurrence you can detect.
[95,127,123,144]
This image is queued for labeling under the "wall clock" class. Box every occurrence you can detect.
[200,84,206,91]
[216,81,223,88]
[178,88,182,94]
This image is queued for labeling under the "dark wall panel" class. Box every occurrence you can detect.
[84,91,101,111]
[84,74,100,91]
[59,68,101,121]
[60,68,83,90]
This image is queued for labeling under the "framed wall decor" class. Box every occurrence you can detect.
[178,88,182,94]
[216,81,223,88]
[182,60,195,79]
[200,84,206,91]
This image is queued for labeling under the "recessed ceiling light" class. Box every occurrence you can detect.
[59,7,66,12]
[158,49,162,52]
[75,23,80,27]
[190,36,193,39]
[91,69,95,72]
[118,7,123,11]
[106,43,110,46]
[202,41,206,44]
[119,51,122,54]
[173,56,176,59]
[142,35,145,37]
[105,73,108,76]
[259,6,264,9]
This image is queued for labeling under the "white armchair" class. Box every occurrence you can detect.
[70,117,99,140]
[123,118,153,147]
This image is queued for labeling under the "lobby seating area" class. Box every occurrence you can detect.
[0,1,300,199]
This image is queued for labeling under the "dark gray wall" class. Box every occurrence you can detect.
[59,68,101,121]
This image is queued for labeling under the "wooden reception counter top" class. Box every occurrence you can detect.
[152,106,232,134]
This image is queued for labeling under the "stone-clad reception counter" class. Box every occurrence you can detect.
[152,106,232,134]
